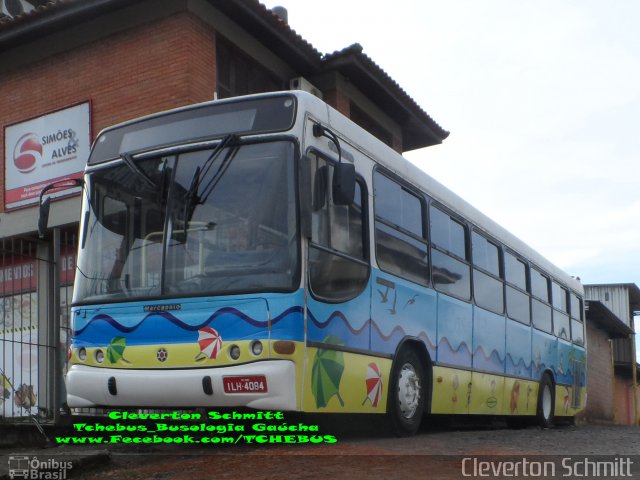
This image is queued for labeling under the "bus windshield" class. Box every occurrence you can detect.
[73,140,298,304]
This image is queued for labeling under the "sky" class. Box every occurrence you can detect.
[262,0,640,295]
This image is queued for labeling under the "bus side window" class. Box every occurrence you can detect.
[504,251,530,324]
[472,231,504,314]
[373,171,428,285]
[430,205,470,300]
[530,268,552,333]
[308,151,368,302]
[570,293,584,345]
[552,281,570,340]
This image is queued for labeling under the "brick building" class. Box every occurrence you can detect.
[584,284,640,425]
[0,0,447,420]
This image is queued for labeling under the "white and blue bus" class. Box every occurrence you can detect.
[56,91,585,435]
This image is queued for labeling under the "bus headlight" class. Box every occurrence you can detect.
[229,345,241,360]
[78,348,87,362]
[95,349,105,363]
[251,341,263,356]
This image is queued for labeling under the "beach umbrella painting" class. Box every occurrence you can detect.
[107,336,130,364]
[311,336,345,408]
[362,362,383,407]
[195,327,222,361]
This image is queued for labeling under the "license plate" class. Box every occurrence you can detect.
[223,375,268,394]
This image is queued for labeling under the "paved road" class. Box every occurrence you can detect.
[2,419,639,479]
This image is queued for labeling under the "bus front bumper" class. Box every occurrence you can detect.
[66,360,297,410]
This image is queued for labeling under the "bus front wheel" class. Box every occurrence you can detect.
[537,374,555,429]
[387,348,426,436]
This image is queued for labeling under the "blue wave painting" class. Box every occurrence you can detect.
[308,309,437,357]
[308,310,369,350]
[506,353,532,378]
[73,306,303,346]
[73,296,585,390]
[473,345,505,374]
[437,336,472,367]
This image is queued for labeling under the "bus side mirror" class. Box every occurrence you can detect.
[332,162,355,206]
[38,197,51,238]
[37,178,83,238]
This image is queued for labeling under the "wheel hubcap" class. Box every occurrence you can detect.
[397,363,420,419]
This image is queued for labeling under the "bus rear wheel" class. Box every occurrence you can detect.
[387,348,426,436]
[537,374,555,429]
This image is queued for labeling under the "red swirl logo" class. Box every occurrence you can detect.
[13,133,42,173]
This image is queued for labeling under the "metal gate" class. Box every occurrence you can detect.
[0,230,77,424]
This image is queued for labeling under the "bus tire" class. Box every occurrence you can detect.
[537,374,555,429]
[387,347,426,436]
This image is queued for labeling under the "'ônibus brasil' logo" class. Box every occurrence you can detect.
[13,133,42,173]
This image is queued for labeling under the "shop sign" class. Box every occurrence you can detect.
[0,246,76,295]
[4,103,90,209]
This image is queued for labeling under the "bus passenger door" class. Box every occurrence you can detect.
[303,145,372,412]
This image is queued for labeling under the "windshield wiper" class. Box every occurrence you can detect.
[198,137,240,203]
[182,134,239,234]
[121,152,158,189]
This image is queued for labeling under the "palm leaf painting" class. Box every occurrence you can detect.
[107,336,131,364]
[311,336,345,408]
